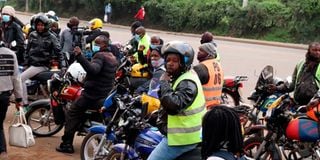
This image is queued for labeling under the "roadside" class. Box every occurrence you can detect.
[16,11,308,50]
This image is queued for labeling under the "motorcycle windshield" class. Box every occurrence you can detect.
[147,78,160,99]
[255,65,274,91]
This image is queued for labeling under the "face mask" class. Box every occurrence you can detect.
[2,15,10,23]
[151,58,164,68]
[150,44,156,49]
[92,45,100,52]
[134,34,141,41]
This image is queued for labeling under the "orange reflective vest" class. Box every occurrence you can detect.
[201,59,224,109]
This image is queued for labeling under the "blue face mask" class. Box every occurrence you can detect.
[92,45,100,52]
[2,15,11,23]
[134,34,141,41]
[150,44,156,49]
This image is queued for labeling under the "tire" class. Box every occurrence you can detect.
[221,90,240,106]
[106,148,126,160]
[243,136,281,160]
[81,132,114,160]
[25,104,63,137]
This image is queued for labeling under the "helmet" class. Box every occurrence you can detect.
[66,63,87,83]
[46,10,56,17]
[161,41,194,70]
[131,63,149,78]
[22,24,31,35]
[89,18,103,30]
[34,14,50,30]
[2,5,15,16]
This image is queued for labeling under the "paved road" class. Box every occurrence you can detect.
[4,12,306,160]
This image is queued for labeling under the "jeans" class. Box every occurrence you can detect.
[21,66,48,105]
[147,137,198,160]
[0,91,11,153]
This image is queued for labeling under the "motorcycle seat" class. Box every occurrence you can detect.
[30,71,56,83]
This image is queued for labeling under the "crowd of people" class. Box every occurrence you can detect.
[0,3,319,160]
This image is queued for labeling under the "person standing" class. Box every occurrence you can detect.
[0,46,23,160]
[147,41,206,160]
[104,3,112,23]
[134,6,146,24]
[0,5,26,65]
[193,43,224,109]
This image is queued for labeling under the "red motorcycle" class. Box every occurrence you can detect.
[221,75,248,106]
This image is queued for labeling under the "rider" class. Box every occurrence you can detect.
[21,15,66,106]
[0,5,26,65]
[56,35,118,153]
[201,105,244,159]
[193,43,224,109]
[147,41,206,160]
[270,42,320,106]
[134,26,150,64]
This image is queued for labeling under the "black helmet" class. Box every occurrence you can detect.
[34,14,50,30]
[161,41,194,70]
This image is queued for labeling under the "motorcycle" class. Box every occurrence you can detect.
[25,62,113,137]
[243,92,320,160]
[221,75,248,106]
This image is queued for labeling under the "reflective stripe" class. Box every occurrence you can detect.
[203,86,222,91]
[177,105,205,116]
[205,96,222,101]
[168,125,202,134]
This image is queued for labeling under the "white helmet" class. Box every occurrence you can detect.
[66,62,87,83]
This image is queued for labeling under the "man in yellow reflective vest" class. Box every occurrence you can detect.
[147,41,206,160]
[194,43,224,109]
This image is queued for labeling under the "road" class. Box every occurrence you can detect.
[4,12,306,160]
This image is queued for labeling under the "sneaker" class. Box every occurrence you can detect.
[0,152,8,160]
[56,143,74,153]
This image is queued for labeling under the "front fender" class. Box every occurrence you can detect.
[112,143,139,159]
[28,98,51,109]
[88,125,106,134]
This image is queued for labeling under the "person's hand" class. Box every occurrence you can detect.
[15,101,23,110]
[160,72,171,81]
[267,84,277,93]
[73,46,82,56]
[138,45,145,51]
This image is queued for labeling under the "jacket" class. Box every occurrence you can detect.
[25,30,66,68]
[76,51,118,99]
[1,21,25,64]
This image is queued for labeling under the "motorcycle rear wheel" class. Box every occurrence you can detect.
[26,105,63,137]
[81,132,114,160]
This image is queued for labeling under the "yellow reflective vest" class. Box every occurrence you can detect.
[167,70,206,146]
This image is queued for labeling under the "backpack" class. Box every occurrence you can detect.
[210,150,247,160]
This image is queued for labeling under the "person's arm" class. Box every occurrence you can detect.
[51,35,66,68]
[159,78,198,115]
[193,64,209,85]
[11,53,23,106]
[74,46,103,75]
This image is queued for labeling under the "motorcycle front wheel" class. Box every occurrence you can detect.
[81,132,114,160]
[221,90,239,106]
[26,104,63,137]
[243,136,281,160]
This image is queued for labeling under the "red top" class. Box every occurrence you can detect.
[134,8,145,20]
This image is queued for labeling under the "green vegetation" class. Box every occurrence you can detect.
[10,0,320,44]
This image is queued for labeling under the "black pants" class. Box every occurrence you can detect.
[61,94,104,144]
[0,91,11,153]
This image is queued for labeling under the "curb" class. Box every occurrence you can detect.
[16,11,308,50]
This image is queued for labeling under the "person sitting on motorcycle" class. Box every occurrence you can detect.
[0,5,26,65]
[269,42,320,106]
[135,45,165,94]
[21,15,66,106]
[201,105,244,160]
[147,41,206,160]
[200,31,220,61]
[193,43,224,109]
[85,18,105,44]
[56,34,118,153]
[134,26,150,64]
[49,20,60,39]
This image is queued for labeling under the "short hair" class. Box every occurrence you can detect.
[96,34,109,45]
[201,105,243,159]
